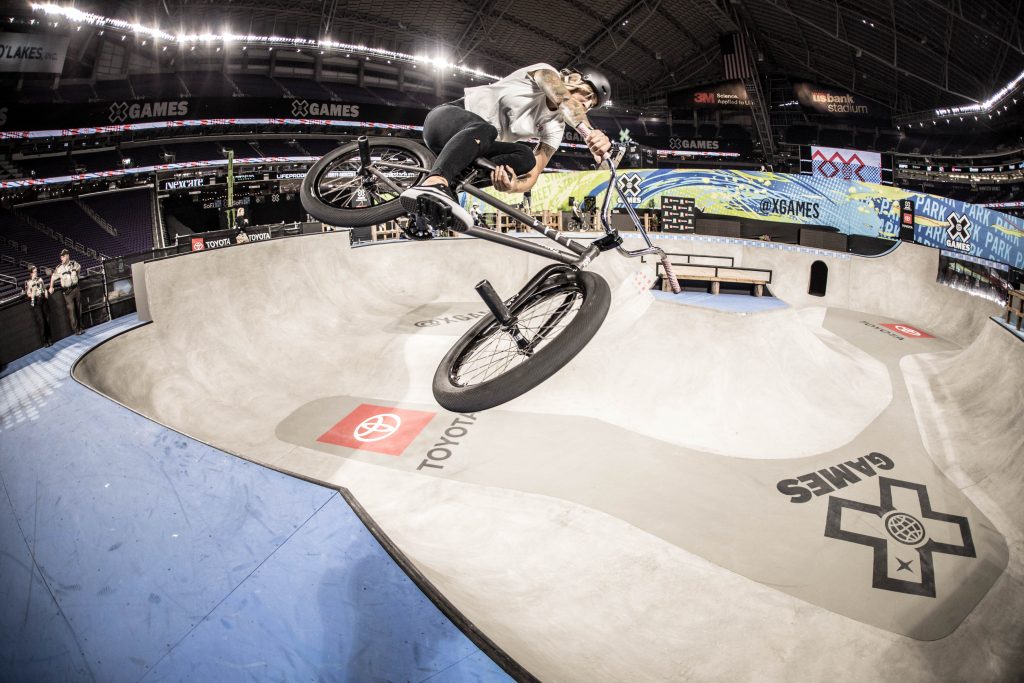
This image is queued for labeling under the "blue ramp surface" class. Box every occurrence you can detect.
[0,317,524,682]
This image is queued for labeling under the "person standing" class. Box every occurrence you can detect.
[49,249,83,335]
[24,264,51,347]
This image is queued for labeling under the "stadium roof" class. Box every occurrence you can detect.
[28,0,1024,115]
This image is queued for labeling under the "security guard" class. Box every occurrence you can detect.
[49,249,83,335]
[24,264,51,347]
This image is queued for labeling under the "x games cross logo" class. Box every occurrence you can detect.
[824,477,976,597]
[617,173,643,204]
[945,213,972,253]
[291,99,310,117]
[109,101,129,123]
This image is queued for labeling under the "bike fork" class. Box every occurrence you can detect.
[475,280,532,353]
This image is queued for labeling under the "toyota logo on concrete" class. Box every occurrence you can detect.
[353,413,401,442]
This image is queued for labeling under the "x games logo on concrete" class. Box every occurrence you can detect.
[291,99,310,117]
[824,477,976,597]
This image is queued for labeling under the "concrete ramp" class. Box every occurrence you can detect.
[75,232,1023,681]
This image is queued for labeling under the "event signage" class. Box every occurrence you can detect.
[667,80,752,109]
[0,32,69,74]
[793,82,877,117]
[899,199,915,240]
[0,97,423,131]
[811,146,883,183]
[475,169,1024,269]
[661,196,695,231]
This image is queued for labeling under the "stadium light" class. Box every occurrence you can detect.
[30,3,500,80]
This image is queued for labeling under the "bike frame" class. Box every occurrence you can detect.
[360,137,669,270]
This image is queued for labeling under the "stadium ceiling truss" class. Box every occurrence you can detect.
[35,0,1024,116]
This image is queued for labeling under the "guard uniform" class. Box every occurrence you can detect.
[54,259,83,333]
[25,275,50,345]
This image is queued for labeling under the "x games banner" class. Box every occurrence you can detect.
[0,97,425,131]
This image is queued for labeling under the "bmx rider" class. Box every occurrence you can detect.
[399,64,613,236]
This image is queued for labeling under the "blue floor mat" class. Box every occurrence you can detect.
[652,290,790,313]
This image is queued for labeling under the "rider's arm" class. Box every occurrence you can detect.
[529,68,588,128]
[491,143,554,194]
[530,68,609,162]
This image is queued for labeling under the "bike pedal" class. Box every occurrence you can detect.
[417,196,455,231]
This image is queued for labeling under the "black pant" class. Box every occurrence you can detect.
[63,286,82,332]
[422,105,536,184]
[30,297,50,343]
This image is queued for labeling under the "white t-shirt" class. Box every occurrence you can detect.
[464,63,566,150]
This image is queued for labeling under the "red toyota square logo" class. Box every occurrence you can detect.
[191,238,205,251]
[881,323,933,338]
[317,403,436,456]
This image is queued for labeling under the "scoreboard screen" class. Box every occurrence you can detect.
[800,145,893,185]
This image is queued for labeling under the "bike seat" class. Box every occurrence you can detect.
[473,157,498,172]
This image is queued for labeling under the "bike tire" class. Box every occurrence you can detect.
[433,269,611,413]
[300,137,436,227]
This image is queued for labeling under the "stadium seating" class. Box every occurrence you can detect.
[131,73,186,99]
[275,77,334,99]
[81,190,155,255]
[230,73,286,97]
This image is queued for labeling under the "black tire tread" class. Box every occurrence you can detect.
[432,270,611,412]
[300,138,434,227]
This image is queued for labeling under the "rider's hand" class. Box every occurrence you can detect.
[585,129,611,163]
[491,165,520,193]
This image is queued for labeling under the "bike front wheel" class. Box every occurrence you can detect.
[300,137,435,227]
[433,269,611,413]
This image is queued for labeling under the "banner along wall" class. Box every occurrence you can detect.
[468,169,1024,269]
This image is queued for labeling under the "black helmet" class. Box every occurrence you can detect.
[566,66,612,108]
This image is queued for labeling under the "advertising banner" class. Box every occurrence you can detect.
[661,196,695,231]
[794,82,878,117]
[667,80,751,109]
[469,169,1024,268]
[811,146,883,183]
[0,96,424,131]
[0,32,69,74]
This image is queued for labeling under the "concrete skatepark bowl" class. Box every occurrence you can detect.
[75,231,1024,681]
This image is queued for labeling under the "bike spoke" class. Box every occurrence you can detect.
[452,287,584,388]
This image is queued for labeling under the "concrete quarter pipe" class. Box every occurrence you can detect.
[75,231,1024,681]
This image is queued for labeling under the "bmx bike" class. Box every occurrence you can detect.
[300,135,680,412]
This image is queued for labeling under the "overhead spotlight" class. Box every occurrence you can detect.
[216,46,220,52]
[242,45,247,50]
[120,35,125,40]
[162,45,167,51]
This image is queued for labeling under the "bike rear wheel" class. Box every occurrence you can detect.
[433,269,611,413]
[300,138,435,227]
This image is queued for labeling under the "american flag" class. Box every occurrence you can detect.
[721,33,752,81]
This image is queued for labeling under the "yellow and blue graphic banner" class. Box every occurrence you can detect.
[467,169,1024,269]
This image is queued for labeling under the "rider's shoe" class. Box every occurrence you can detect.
[399,184,473,233]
